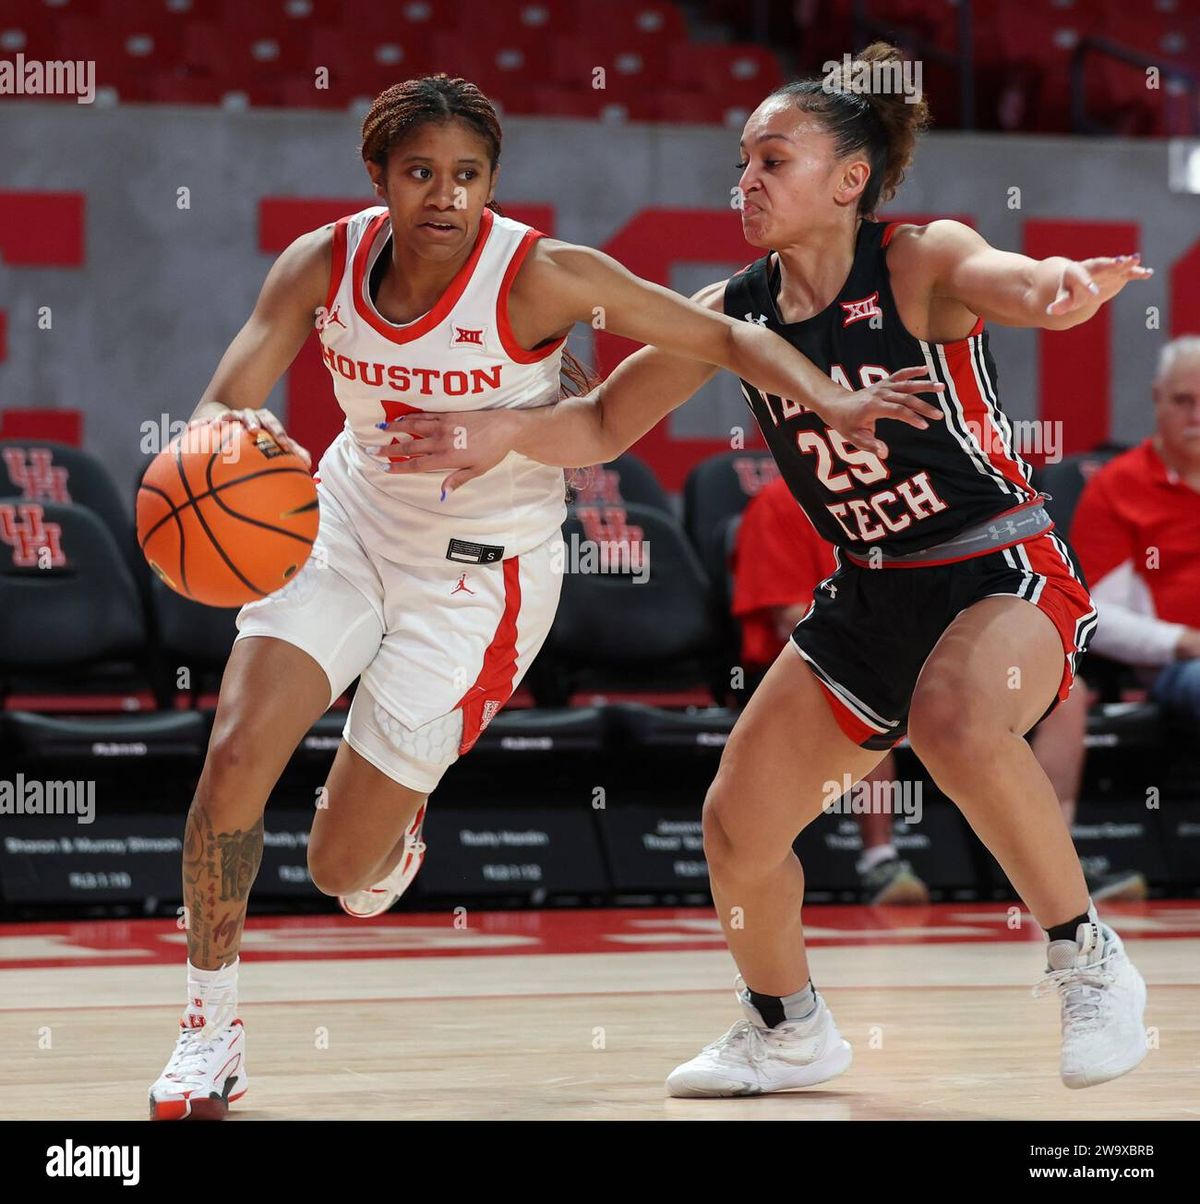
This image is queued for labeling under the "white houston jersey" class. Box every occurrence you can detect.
[313,205,569,566]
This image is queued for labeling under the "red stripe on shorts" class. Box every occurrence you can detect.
[456,556,522,755]
[1017,533,1096,701]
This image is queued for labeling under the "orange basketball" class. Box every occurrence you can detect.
[137,420,319,607]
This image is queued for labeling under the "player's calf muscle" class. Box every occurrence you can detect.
[183,803,264,968]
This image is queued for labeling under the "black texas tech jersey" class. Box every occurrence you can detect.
[724,219,1038,557]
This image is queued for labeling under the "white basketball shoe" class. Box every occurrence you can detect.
[1034,908,1148,1089]
[149,1002,248,1120]
[338,802,427,919]
[666,977,853,1097]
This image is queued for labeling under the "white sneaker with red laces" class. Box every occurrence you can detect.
[338,802,427,918]
[149,1005,247,1121]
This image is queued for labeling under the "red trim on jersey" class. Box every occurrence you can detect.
[351,208,495,345]
[496,229,568,364]
[881,221,901,247]
[456,557,522,755]
[324,217,350,313]
[941,332,1035,498]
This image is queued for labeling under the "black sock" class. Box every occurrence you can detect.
[1047,911,1090,944]
[745,980,816,1028]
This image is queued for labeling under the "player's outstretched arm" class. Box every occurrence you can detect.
[382,280,727,489]
[903,219,1153,333]
[384,249,946,490]
[524,242,944,444]
[186,225,332,466]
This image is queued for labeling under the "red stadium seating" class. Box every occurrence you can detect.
[4,0,1191,130]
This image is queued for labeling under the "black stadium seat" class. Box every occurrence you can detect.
[606,700,736,750]
[0,502,145,677]
[147,576,240,704]
[0,439,140,577]
[472,705,607,755]
[570,452,672,514]
[531,502,720,704]
[681,451,781,687]
[681,449,780,579]
[1034,443,1129,532]
[0,501,205,759]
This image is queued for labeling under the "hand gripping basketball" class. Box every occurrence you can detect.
[136,418,319,607]
[217,407,312,470]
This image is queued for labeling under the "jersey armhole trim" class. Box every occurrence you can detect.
[497,229,569,364]
[324,217,351,312]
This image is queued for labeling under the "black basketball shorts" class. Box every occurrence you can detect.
[789,530,1098,751]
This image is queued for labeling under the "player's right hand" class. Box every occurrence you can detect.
[209,407,312,470]
[822,366,944,458]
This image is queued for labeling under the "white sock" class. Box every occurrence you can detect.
[185,958,239,1027]
[858,843,897,874]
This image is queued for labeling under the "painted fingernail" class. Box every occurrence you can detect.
[1088,282,1099,294]
[440,488,446,502]
[375,421,389,429]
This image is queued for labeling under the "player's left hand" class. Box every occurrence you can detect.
[374,409,526,495]
[1046,254,1153,317]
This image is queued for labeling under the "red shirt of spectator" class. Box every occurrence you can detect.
[731,477,837,668]
[1072,438,1200,636]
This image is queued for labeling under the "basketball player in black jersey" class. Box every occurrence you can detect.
[382,43,1154,1095]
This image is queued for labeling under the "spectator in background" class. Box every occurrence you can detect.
[1073,336,1200,722]
[731,477,1129,903]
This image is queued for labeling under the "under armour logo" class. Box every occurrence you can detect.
[450,572,475,595]
[839,292,882,327]
[0,502,66,568]
[745,312,769,325]
[2,448,70,503]
[452,325,486,347]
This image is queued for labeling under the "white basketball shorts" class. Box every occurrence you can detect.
[234,480,564,794]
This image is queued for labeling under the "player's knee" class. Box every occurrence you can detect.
[909,680,961,753]
[909,683,991,781]
[306,843,370,897]
[196,725,267,813]
[701,787,734,869]
[702,780,766,879]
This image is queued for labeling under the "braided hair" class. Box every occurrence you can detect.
[361,75,597,400]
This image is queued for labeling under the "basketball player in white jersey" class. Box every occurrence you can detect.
[148,74,942,1119]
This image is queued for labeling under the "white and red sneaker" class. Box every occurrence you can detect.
[149,1005,248,1120]
[338,803,427,919]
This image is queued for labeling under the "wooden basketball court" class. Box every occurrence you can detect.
[3,902,1197,1121]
